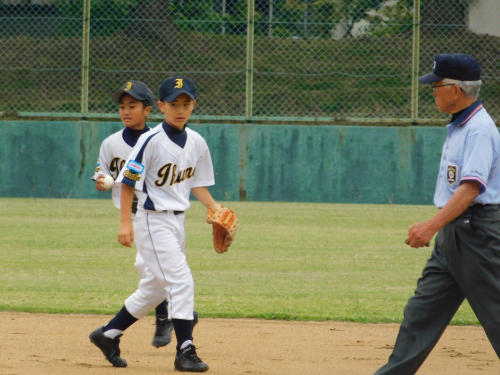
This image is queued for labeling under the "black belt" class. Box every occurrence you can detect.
[463,204,500,216]
[144,210,184,215]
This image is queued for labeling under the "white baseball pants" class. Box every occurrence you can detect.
[125,210,195,320]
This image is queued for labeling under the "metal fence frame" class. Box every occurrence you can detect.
[4,0,494,124]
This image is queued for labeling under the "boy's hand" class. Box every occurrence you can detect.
[95,175,109,191]
[118,221,134,247]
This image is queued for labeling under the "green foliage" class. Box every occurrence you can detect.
[90,0,137,36]
[366,0,414,37]
[0,198,479,324]
[170,0,226,34]
[336,0,386,38]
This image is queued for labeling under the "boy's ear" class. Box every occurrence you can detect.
[192,99,196,108]
[157,100,164,112]
[144,105,152,116]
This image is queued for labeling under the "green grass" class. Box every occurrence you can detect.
[0,198,477,324]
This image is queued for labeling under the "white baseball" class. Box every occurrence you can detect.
[100,175,115,189]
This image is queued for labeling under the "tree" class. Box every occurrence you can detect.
[337,0,386,38]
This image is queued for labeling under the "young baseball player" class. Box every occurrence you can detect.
[91,80,173,349]
[89,76,236,372]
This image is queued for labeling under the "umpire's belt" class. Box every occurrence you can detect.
[462,204,500,217]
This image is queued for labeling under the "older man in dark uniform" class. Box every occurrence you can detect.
[374,53,500,374]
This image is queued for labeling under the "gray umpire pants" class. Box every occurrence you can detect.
[374,204,500,375]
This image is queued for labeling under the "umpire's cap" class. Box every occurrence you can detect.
[113,81,155,106]
[159,76,196,102]
[419,53,481,83]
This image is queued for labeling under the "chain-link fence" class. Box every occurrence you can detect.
[1,0,499,123]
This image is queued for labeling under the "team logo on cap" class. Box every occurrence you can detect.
[125,82,132,91]
[447,164,458,185]
[433,60,436,69]
[174,79,183,89]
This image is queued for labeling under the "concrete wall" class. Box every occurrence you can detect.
[0,121,448,204]
[469,0,500,38]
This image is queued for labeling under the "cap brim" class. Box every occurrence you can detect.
[113,89,148,104]
[163,89,196,103]
[418,72,443,83]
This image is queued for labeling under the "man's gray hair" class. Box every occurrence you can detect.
[443,78,481,99]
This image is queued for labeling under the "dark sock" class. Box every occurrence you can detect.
[172,319,193,352]
[155,300,168,317]
[103,306,138,332]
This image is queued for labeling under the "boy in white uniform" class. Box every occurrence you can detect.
[90,76,220,372]
[92,81,174,349]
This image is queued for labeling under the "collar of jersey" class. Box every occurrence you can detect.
[122,125,150,147]
[162,121,187,149]
[162,121,186,134]
[449,98,483,127]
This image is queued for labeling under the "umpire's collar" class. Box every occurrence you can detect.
[450,99,483,127]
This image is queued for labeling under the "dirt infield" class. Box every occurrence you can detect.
[0,312,498,375]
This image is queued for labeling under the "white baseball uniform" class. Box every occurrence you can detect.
[116,122,215,320]
[93,127,152,280]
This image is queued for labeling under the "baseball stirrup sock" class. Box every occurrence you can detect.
[103,305,138,339]
[155,299,168,317]
[172,319,194,352]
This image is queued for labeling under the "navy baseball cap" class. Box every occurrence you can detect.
[159,76,196,102]
[419,53,481,83]
[113,81,155,106]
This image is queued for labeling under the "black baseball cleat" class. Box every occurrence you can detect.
[89,326,127,368]
[152,315,174,348]
[174,344,209,372]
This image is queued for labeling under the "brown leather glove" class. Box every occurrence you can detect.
[206,204,238,253]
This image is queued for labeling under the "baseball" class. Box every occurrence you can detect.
[100,175,115,190]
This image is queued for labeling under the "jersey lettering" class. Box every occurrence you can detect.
[110,157,126,179]
[174,79,183,89]
[156,163,173,187]
[155,163,196,187]
[170,165,195,186]
[124,169,141,181]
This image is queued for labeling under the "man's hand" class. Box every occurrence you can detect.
[95,175,108,191]
[405,181,480,249]
[406,221,437,249]
[118,221,134,247]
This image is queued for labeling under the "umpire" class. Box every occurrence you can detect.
[374,53,500,374]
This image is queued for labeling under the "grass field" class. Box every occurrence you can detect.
[0,198,478,324]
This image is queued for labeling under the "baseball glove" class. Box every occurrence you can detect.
[206,204,238,253]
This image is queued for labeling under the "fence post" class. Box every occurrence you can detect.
[245,0,255,121]
[411,0,421,122]
[221,0,226,35]
[268,0,273,38]
[81,0,91,116]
